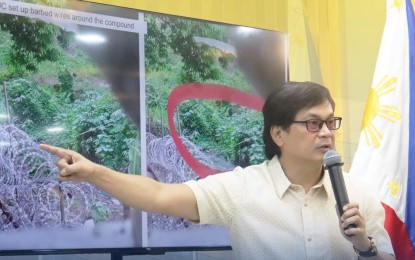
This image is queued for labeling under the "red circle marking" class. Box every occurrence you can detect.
[167,83,264,178]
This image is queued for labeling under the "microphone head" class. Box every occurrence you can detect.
[323,150,342,167]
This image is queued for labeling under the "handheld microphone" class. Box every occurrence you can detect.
[323,150,352,218]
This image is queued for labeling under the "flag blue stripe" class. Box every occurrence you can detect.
[405,0,415,250]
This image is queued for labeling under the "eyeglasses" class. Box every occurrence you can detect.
[291,117,342,132]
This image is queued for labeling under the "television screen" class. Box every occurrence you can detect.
[0,0,288,254]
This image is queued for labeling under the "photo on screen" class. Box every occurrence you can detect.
[0,0,288,254]
[143,13,288,247]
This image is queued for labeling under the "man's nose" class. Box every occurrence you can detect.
[318,122,333,136]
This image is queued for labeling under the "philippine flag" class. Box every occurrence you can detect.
[349,0,415,259]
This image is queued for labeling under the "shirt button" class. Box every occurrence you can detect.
[304,202,308,207]
[308,238,312,242]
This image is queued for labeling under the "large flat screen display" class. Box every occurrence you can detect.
[0,0,288,254]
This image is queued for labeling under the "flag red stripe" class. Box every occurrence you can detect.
[382,203,415,259]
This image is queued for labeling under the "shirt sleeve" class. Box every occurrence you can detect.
[353,179,395,256]
[364,201,395,255]
[184,168,244,227]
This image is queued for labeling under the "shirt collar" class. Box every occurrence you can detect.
[267,156,331,199]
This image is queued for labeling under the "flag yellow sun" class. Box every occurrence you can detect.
[392,0,403,11]
[387,178,401,197]
[361,75,402,148]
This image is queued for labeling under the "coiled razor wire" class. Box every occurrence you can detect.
[0,123,234,232]
[0,124,123,231]
[146,132,234,230]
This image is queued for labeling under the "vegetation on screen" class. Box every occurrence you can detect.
[0,11,264,170]
[0,21,136,171]
[145,14,264,167]
[0,0,264,238]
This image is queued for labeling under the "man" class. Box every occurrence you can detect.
[41,81,394,259]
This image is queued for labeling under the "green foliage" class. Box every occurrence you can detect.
[3,77,137,171]
[36,46,100,79]
[146,68,181,133]
[178,44,221,82]
[6,78,59,125]
[56,28,74,49]
[0,16,61,73]
[1,6,264,174]
[144,17,264,165]
[0,13,136,172]
[0,31,11,80]
[144,15,171,71]
[91,202,111,223]
[57,70,74,101]
[128,137,141,175]
[179,100,264,166]
[210,70,253,94]
[0,9,74,76]
[60,90,137,170]
[225,110,265,165]
[145,14,226,83]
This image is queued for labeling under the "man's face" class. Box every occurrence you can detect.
[272,100,337,164]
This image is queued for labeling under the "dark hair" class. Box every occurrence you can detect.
[262,81,335,159]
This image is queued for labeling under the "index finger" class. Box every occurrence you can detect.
[343,202,359,211]
[39,144,72,158]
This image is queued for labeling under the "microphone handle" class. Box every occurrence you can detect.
[327,164,356,230]
[327,164,349,216]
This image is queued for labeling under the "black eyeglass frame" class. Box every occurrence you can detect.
[291,117,342,132]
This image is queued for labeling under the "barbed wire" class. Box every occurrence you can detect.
[146,132,234,230]
[0,124,233,232]
[0,124,122,231]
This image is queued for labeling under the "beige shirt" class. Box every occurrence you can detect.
[185,156,394,259]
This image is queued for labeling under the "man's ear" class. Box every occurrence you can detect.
[270,125,284,147]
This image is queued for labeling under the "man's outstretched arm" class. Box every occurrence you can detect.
[40,144,200,222]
